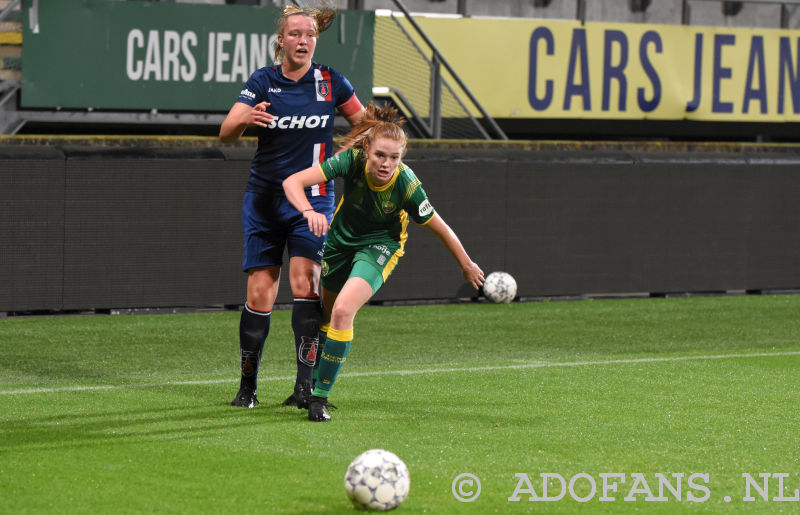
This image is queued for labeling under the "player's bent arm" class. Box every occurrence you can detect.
[219,101,271,143]
[283,165,328,210]
[423,214,485,289]
[219,102,252,142]
[333,97,366,155]
[339,94,365,127]
[283,166,330,237]
[344,106,366,127]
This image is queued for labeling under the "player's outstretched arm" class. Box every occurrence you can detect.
[219,101,273,143]
[424,214,484,289]
[282,166,330,237]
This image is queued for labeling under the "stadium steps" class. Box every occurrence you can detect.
[0,0,21,80]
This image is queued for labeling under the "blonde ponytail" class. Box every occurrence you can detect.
[342,102,407,153]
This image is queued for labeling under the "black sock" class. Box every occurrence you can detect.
[291,297,323,385]
[239,304,271,392]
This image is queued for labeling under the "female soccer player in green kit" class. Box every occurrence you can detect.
[283,103,484,421]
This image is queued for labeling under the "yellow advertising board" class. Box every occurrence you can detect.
[413,16,800,121]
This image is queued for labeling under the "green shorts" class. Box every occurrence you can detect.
[320,242,404,294]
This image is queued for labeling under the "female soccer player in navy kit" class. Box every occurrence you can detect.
[220,3,364,409]
[283,104,484,421]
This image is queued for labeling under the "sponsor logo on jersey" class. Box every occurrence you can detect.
[240,88,256,99]
[267,115,331,130]
[419,199,433,217]
[268,87,282,93]
[382,200,396,214]
[317,80,329,98]
[314,68,333,102]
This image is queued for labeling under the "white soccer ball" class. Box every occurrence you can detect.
[344,449,410,511]
[483,271,517,304]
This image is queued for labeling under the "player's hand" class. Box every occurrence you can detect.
[462,262,484,290]
[304,210,329,237]
[248,101,273,127]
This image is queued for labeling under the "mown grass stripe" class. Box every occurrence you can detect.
[3,350,799,396]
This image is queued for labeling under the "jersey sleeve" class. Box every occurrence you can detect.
[338,93,363,118]
[236,69,267,106]
[319,148,357,181]
[402,171,436,225]
[331,69,357,107]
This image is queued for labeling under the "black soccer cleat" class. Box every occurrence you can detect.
[308,396,336,422]
[282,380,313,409]
[231,388,259,408]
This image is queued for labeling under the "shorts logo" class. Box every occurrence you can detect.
[382,200,396,214]
[370,244,391,256]
[419,199,433,217]
[298,337,317,367]
[377,255,387,265]
[321,259,329,276]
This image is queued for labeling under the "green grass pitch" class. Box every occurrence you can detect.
[2,295,799,513]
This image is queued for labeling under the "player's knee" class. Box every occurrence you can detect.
[247,273,278,309]
[248,289,271,308]
[291,282,318,298]
[330,304,357,328]
[289,273,319,298]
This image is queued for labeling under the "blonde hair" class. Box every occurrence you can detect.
[342,102,408,154]
[274,2,338,64]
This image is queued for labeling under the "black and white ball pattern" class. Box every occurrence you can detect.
[482,271,518,304]
[344,449,410,511]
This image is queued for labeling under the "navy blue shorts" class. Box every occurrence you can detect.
[241,189,334,272]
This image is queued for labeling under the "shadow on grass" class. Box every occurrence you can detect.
[0,401,313,453]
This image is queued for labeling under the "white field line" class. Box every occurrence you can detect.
[2,350,800,396]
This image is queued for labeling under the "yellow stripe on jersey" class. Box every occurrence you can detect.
[382,242,406,283]
[327,326,354,342]
[331,195,345,223]
[418,211,437,225]
[318,163,330,181]
[391,210,410,268]
[397,210,409,247]
[365,160,401,192]
[403,178,421,205]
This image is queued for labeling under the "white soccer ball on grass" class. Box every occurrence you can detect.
[344,449,410,511]
[482,271,517,304]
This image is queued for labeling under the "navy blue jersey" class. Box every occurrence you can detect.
[236,63,356,197]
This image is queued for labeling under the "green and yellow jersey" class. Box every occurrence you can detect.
[319,148,435,252]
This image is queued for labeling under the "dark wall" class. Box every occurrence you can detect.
[394,148,800,301]
[1,145,249,312]
[1,146,66,312]
[2,143,799,312]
